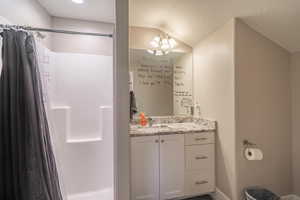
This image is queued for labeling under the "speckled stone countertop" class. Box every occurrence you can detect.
[130,116,216,137]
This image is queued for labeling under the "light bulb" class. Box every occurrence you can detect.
[161,43,170,50]
[150,40,159,48]
[154,36,161,42]
[147,49,155,54]
[168,38,177,48]
[162,38,168,45]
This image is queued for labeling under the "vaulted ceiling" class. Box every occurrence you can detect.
[129,0,300,52]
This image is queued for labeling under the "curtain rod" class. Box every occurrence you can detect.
[0,24,113,38]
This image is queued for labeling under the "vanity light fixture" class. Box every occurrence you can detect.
[147,35,177,56]
[72,0,84,4]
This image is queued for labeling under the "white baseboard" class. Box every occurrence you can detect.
[213,188,231,200]
[281,194,300,200]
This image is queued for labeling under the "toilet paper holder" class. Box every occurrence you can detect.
[243,140,263,160]
[243,140,257,147]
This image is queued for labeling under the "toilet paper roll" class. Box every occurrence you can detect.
[245,148,263,161]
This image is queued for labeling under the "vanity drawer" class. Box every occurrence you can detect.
[185,171,215,196]
[185,144,214,171]
[185,132,214,145]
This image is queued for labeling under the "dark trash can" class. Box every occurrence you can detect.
[184,194,213,200]
[245,187,280,200]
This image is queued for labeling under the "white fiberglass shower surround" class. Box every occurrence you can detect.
[0,17,115,200]
[38,42,114,200]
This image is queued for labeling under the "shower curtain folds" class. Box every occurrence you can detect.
[0,29,63,200]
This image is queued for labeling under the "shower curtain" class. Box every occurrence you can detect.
[0,28,63,200]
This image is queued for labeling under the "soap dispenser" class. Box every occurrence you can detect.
[194,102,201,117]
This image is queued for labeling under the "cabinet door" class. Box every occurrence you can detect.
[159,134,185,200]
[131,136,160,200]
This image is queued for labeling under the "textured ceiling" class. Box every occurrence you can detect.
[129,0,300,52]
[37,0,115,23]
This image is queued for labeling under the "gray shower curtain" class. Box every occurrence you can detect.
[0,29,63,200]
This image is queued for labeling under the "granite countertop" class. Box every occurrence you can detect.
[130,116,216,137]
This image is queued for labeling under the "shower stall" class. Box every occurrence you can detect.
[0,18,115,200]
[37,36,114,200]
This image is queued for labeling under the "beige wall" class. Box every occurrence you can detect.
[193,19,237,200]
[235,19,292,197]
[194,18,292,199]
[291,52,300,196]
[0,0,52,48]
[51,17,114,55]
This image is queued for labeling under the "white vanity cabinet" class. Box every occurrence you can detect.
[131,134,185,200]
[130,131,215,200]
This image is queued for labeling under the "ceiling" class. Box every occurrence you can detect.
[37,0,115,23]
[129,0,300,53]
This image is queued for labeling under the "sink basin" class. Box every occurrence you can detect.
[150,124,169,128]
[167,122,199,128]
[131,124,170,130]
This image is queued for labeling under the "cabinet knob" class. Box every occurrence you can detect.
[155,139,159,143]
[195,137,207,141]
[195,181,208,185]
[161,140,165,143]
[195,156,208,160]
